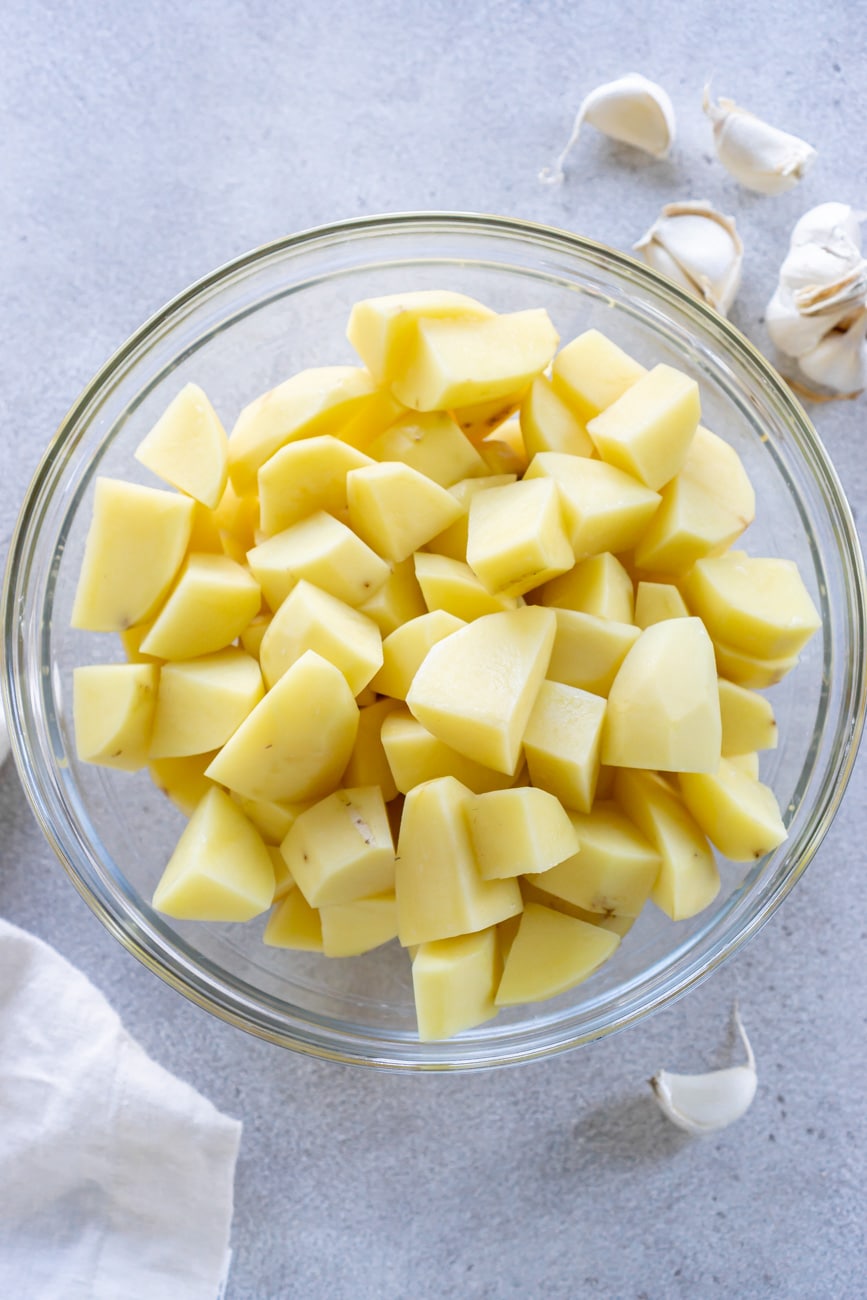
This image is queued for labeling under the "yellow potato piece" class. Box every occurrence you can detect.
[466,478,574,599]
[346,461,464,563]
[603,618,721,773]
[465,787,579,880]
[406,605,556,775]
[152,787,275,921]
[395,777,522,946]
[713,639,799,689]
[586,364,700,490]
[679,760,787,862]
[357,556,427,635]
[684,551,821,659]
[728,751,760,779]
[524,453,660,561]
[73,663,158,772]
[258,579,382,695]
[477,415,529,477]
[634,473,747,575]
[247,510,391,611]
[257,435,374,536]
[614,769,720,921]
[495,903,619,1005]
[205,650,358,803]
[149,751,220,816]
[450,392,525,442]
[633,581,690,628]
[522,680,606,813]
[536,551,634,623]
[527,801,660,917]
[391,309,559,412]
[212,481,259,564]
[149,648,264,759]
[412,928,501,1040]
[282,786,395,907]
[266,844,295,901]
[680,425,755,526]
[320,893,398,957]
[425,474,516,562]
[413,552,521,620]
[239,612,271,659]
[371,611,465,700]
[71,478,194,632]
[381,708,516,795]
[718,679,778,755]
[368,409,487,486]
[520,374,594,459]
[546,610,640,697]
[139,553,261,660]
[341,697,403,803]
[346,290,494,386]
[119,621,161,664]
[187,500,225,554]
[233,795,313,845]
[551,329,646,422]
[134,383,228,508]
[263,889,323,950]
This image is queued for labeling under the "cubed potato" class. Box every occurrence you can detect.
[266,844,295,901]
[152,787,275,921]
[535,551,634,623]
[257,435,373,536]
[149,751,220,816]
[680,425,755,527]
[614,769,720,920]
[368,409,487,486]
[465,787,579,879]
[357,556,427,635]
[391,309,559,411]
[633,581,690,628]
[258,579,382,695]
[634,473,747,574]
[227,366,380,493]
[551,329,646,422]
[495,903,619,1005]
[341,697,403,803]
[450,392,525,442]
[371,611,465,700]
[134,383,228,508]
[336,389,407,452]
[346,461,464,563]
[684,551,821,659]
[424,474,516,562]
[263,889,323,950]
[526,801,660,917]
[380,709,516,795]
[603,618,721,773]
[149,648,264,759]
[478,416,529,477]
[524,454,660,560]
[586,364,700,490]
[406,606,556,775]
[120,621,161,664]
[346,290,494,385]
[233,795,314,845]
[466,478,573,598]
[282,786,395,907]
[412,928,501,1040]
[187,501,226,554]
[522,681,606,812]
[413,552,522,620]
[712,639,800,689]
[320,893,398,957]
[139,553,261,660]
[239,612,271,659]
[71,479,194,632]
[247,511,391,610]
[395,777,522,946]
[728,751,760,778]
[212,481,259,564]
[520,374,594,458]
[73,663,158,771]
[546,611,640,697]
[718,678,778,755]
[205,650,358,803]
[679,760,787,861]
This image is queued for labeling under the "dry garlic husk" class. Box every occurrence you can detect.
[634,201,743,315]
[541,74,675,184]
[703,87,816,195]
[650,1006,757,1135]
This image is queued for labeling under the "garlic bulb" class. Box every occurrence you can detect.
[541,74,675,184]
[703,87,816,195]
[650,1005,757,1136]
[634,201,743,315]
[798,311,867,395]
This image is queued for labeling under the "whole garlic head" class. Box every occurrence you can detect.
[703,87,817,195]
[634,201,743,315]
[541,74,675,184]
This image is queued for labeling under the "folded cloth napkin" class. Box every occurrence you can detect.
[0,918,242,1300]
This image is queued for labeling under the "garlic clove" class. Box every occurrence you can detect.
[703,87,817,195]
[765,286,852,358]
[541,74,675,184]
[650,1004,757,1136]
[634,201,743,315]
[797,311,867,395]
[790,202,864,253]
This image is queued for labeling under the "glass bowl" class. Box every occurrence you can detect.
[3,213,865,1071]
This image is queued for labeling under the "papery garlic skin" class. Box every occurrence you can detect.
[634,201,743,315]
[541,74,675,184]
[650,1006,757,1136]
[703,88,816,195]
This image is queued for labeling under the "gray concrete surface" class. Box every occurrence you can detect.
[2,2,866,1297]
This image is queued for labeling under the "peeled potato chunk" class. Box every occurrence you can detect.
[149,648,264,759]
[73,663,157,771]
[412,928,501,1040]
[523,681,606,813]
[413,552,520,620]
[551,329,646,422]
[425,474,516,562]
[359,557,427,634]
[526,801,660,917]
[139,553,261,661]
[368,409,487,486]
[680,425,755,527]
[263,889,323,950]
[257,434,373,536]
[258,579,382,695]
[718,678,778,755]
[152,787,275,921]
[346,290,495,386]
[524,454,660,561]
[679,760,787,861]
[341,697,403,802]
[134,383,228,508]
[466,478,573,598]
[634,472,748,575]
[603,618,721,774]
[149,751,219,816]
[495,903,619,1006]
[546,611,640,698]
[320,893,398,957]
[465,787,579,880]
[282,786,395,907]
[247,511,390,611]
[381,709,516,796]
[536,551,634,623]
[586,363,700,490]
[346,461,464,563]
[371,611,465,701]
[633,581,690,628]
[684,551,821,659]
[520,374,594,459]
[713,639,799,689]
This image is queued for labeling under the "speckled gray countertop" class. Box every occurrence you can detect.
[2,3,866,1296]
